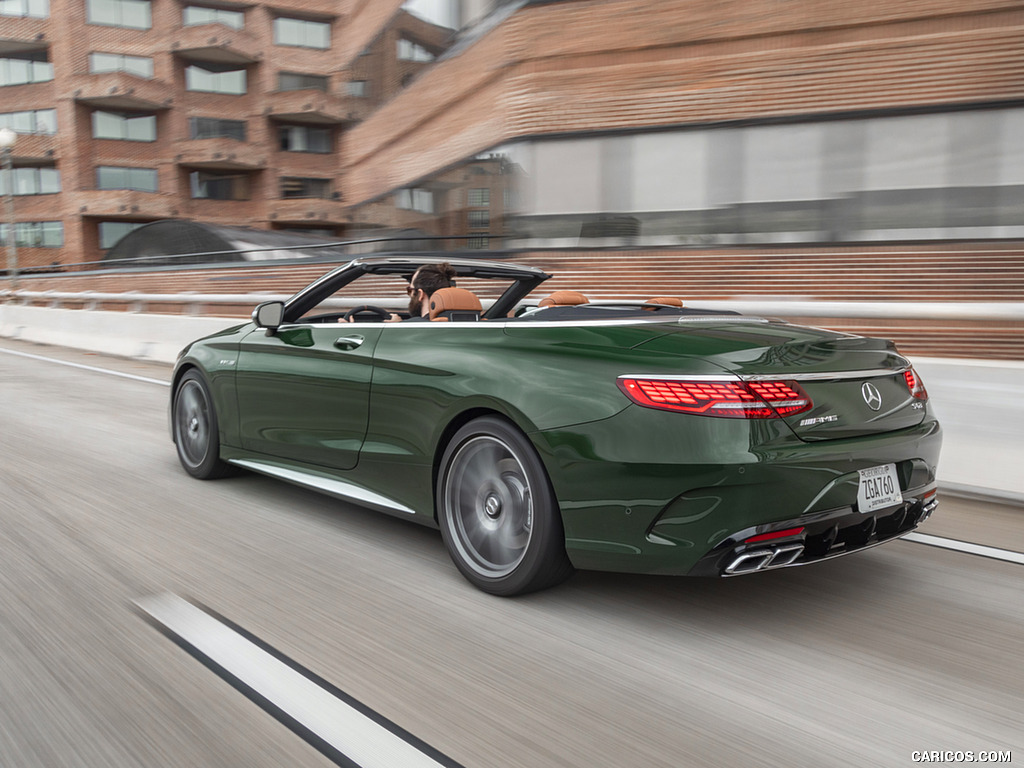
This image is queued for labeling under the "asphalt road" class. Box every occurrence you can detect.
[1,338,1021,768]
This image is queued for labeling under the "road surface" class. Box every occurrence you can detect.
[1,338,1020,767]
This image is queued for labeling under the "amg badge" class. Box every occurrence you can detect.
[799,414,839,427]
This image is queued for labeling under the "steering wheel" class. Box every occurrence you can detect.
[343,305,392,323]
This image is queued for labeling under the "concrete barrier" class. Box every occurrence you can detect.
[2,303,1020,502]
[913,357,1024,504]
[0,305,242,363]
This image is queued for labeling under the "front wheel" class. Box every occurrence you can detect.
[173,370,233,479]
[437,416,574,595]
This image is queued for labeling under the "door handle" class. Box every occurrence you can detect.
[334,335,365,350]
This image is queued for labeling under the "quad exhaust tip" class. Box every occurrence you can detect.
[725,543,804,575]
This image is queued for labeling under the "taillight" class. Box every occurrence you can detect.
[617,377,812,419]
[904,368,928,400]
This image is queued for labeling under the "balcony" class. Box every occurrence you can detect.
[0,29,47,56]
[3,132,57,163]
[175,138,267,170]
[73,190,178,220]
[268,198,348,225]
[170,25,261,65]
[70,73,172,111]
[264,89,351,125]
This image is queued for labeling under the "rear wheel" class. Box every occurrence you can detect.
[173,370,233,479]
[438,416,574,595]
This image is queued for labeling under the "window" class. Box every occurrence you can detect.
[273,17,330,49]
[183,5,243,29]
[0,0,48,18]
[0,108,56,134]
[277,72,327,92]
[190,117,246,141]
[91,111,156,141]
[86,0,150,29]
[96,166,158,192]
[190,170,249,200]
[0,167,59,196]
[280,177,331,199]
[395,187,433,213]
[89,52,153,78]
[185,63,246,94]
[98,221,141,249]
[468,210,490,228]
[466,236,489,249]
[397,39,435,62]
[346,80,367,97]
[0,51,53,86]
[467,188,490,206]
[278,125,330,153]
[0,221,63,247]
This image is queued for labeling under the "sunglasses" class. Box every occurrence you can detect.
[406,285,421,296]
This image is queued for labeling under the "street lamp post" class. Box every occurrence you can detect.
[0,127,18,291]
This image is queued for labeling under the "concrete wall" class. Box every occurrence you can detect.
[0,305,241,364]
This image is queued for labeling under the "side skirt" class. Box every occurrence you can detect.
[227,457,420,519]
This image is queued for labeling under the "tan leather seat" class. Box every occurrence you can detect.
[645,296,684,308]
[538,290,590,308]
[428,287,483,321]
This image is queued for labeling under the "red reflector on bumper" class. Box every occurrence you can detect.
[745,527,805,543]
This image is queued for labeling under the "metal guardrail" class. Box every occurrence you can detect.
[2,289,1024,320]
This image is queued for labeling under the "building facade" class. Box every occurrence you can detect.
[2,0,1023,267]
[1,0,455,268]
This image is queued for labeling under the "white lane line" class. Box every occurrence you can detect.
[136,593,460,768]
[903,532,1024,566]
[0,347,170,386]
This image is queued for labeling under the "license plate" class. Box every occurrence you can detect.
[857,463,903,513]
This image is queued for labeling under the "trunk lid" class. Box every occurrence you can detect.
[632,318,925,440]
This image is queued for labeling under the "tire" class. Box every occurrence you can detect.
[173,370,233,479]
[437,416,574,595]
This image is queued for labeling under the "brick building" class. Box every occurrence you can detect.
[0,0,451,268]
[2,0,1024,268]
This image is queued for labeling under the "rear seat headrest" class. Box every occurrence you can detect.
[538,290,590,308]
[644,296,684,308]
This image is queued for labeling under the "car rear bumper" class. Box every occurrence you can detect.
[533,409,942,576]
[686,486,938,577]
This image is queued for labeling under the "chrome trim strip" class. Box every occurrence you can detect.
[618,368,908,383]
[228,459,417,515]
[281,318,676,330]
[618,373,742,382]
[744,367,910,382]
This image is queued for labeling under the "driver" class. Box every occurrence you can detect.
[399,262,457,321]
[344,262,457,322]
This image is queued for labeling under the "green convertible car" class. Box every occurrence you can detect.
[171,255,941,595]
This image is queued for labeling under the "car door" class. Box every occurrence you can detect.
[234,323,383,471]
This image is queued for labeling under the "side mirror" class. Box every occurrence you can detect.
[252,300,285,330]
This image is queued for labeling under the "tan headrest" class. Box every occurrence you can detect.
[645,296,684,308]
[428,287,483,320]
[538,290,590,308]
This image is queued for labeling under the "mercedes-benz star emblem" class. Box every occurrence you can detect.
[861,382,883,411]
